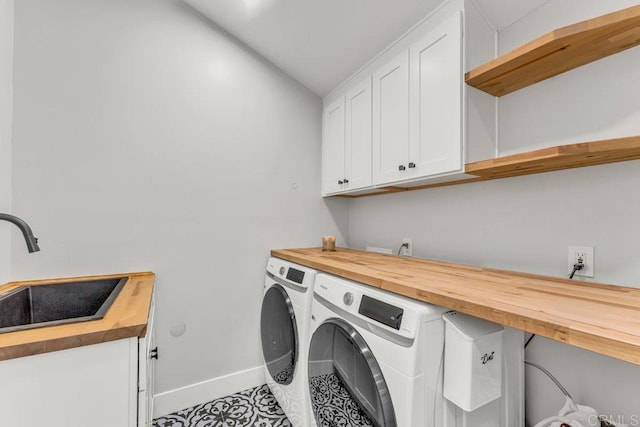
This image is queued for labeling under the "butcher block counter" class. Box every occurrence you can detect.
[0,272,154,361]
[272,247,640,366]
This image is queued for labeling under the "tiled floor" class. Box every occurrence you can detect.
[153,384,291,427]
[154,377,374,427]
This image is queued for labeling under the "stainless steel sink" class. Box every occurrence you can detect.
[0,277,127,333]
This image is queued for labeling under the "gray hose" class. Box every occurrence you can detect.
[525,360,573,401]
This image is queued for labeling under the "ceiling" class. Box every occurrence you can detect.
[184,0,552,97]
[474,0,551,31]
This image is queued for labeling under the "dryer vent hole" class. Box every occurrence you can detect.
[310,373,374,427]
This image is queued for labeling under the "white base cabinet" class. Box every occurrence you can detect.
[0,302,155,427]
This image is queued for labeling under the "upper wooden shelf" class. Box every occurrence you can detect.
[465,5,640,96]
[465,135,640,179]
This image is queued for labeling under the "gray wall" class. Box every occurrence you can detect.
[11,0,348,405]
[349,163,640,424]
[0,0,12,283]
[349,0,640,424]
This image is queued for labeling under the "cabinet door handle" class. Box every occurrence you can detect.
[398,165,406,171]
[408,162,416,168]
[338,180,344,185]
[150,347,159,360]
[343,178,349,184]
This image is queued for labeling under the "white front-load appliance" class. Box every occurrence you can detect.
[260,257,317,427]
[307,273,450,427]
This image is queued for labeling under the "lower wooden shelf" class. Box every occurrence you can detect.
[466,135,640,179]
[337,135,640,198]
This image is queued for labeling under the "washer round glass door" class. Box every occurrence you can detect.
[260,284,298,385]
[308,318,397,427]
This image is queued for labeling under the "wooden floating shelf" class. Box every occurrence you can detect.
[337,135,640,198]
[465,4,640,96]
[465,135,640,179]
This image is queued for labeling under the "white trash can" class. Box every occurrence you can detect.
[443,311,504,412]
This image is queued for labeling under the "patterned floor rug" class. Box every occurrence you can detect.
[153,384,292,427]
[309,373,374,427]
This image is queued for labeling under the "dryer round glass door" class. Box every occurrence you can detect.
[308,318,396,427]
[260,284,298,385]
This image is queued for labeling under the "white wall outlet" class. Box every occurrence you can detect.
[401,238,413,256]
[568,246,594,278]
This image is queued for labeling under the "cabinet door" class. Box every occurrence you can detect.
[409,11,463,178]
[0,339,135,427]
[138,296,156,426]
[372,51,410,185]
[322,97,346,195]
[344,77,372,191]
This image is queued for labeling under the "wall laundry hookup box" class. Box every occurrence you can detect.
[443,311,504,412]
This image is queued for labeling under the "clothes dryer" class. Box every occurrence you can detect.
[307,273,449,427]
[261,257,317,427]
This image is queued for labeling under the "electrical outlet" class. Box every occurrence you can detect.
[401,238,413,256]
[568,246,594,278]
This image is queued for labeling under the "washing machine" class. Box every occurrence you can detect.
[260,257,317,427]
[307,273,450,427]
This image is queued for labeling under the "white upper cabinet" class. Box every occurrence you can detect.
[321,1,497,195]
[409,12,462,178]
[345,77,373,191]
[373,12,463,187]
[372,51,410,185]
[322,77,373,196]
[322,97,346,195]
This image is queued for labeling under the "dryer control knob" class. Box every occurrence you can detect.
[343,292,354,306]
[279,266,286,276]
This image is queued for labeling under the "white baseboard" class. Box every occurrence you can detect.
[153,365,266,418]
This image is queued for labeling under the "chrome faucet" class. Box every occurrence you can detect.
[0,213,40,253]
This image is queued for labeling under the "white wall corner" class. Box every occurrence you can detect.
[153,366,266,419]
[0,0,14,283]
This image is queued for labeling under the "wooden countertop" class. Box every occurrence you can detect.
[0,272,154,361]
[272,248,640,365]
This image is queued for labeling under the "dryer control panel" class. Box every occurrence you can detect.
[286,268,305,284]
[314,273,427,340]
[359,295,404,330]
